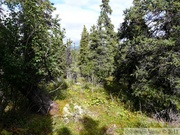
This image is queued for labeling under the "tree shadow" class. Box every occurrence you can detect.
[0,95,53,135]
[103,79,127,99]
[0,78,73,135]
[0,109,53,134]
[80,116,107,135]
[103,78,136,110]
[57,127,72,135]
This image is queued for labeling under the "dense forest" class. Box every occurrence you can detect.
[0,0,180,134]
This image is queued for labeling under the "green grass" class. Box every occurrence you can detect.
[51,82,178,134]
[0,80,179,135]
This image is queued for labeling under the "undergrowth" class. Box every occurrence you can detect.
[0,79,179,135]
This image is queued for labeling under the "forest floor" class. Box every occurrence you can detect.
[1,79,180,135]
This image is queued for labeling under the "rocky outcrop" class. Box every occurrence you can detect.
[62,103,86,123]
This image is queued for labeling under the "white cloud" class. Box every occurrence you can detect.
[54,3,99,42]
[52,0,133,45]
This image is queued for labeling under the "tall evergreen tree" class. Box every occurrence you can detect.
[70,43,79,83]
[65,39,79,83]
[0,0,66,114]
[115,0,180,120]
[88,25,100,83]
[65,39,73,79]
[89,0,117,82]
[79,25,90,79]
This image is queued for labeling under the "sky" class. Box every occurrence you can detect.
[50,0,133,45]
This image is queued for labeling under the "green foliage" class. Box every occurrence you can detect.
[1,82,177,135]
[90,97,105,106]
[0,0,66,114]
[65,39,80,83]
[1,130,12,135]
[82,83,91,90]
[103,77,134,109]
[1,0,180,133]
[56,127,72,135]
[88,0,117,82]
[115,0,180,120]
[25,115,52,134]
[79,25,91,79]
[40,78,69,100]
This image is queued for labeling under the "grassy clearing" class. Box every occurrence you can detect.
[51,83,170,135]
[51,82,179,134]
[0,80,179,135]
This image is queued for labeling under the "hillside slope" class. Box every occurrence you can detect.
[1,80,179,135]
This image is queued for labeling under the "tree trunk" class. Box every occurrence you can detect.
[0,92,8,114]
[20,86,53,114]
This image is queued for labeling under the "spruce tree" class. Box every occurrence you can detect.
[89,0,117,82]
[88,25,100,83]
[79,25,90,79]
[65,39,73,79]
[0,0,66,114]
[115,0,180,120]
[70,43,79,83]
